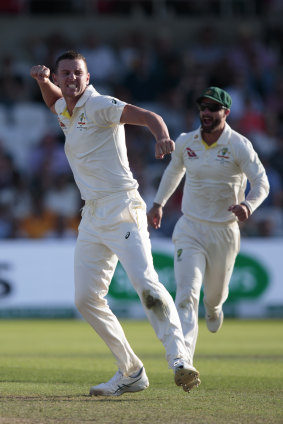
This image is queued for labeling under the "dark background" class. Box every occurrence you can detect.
[0,0,283,239]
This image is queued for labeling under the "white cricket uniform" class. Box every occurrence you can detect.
[154,123,269,361]
[55,85,190,375]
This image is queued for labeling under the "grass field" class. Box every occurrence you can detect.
[0,318,282,424]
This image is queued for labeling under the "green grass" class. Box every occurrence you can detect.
[0,319,282,424]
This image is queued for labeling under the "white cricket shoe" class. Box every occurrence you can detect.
[173,359,201,393]
[89,367,149,396]
[205,310,224,333]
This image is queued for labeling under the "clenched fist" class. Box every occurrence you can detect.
[228,203,250,222]
[30,65,50,83]
[155,137,175,160]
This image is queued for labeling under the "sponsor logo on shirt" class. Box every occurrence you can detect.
[186,147,198,158]
[58,118,66,128]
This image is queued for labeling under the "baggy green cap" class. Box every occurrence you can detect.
[197,86,232,109]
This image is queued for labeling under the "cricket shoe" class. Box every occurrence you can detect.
[173,359,201,393]
[205,309,224,333]
[89,367,149,396]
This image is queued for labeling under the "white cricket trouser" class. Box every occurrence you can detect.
[172,215,240,364]
[74,189,189,376]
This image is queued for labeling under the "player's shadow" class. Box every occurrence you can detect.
[1,394,145,402]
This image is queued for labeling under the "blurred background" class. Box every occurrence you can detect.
[0,0,282,318]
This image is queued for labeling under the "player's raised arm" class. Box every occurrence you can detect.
[120,104,175,159]
[30,65,63,113]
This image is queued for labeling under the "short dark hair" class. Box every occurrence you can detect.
[54,50,88,73]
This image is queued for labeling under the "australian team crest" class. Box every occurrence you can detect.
[77,112,87,131]
[216,147,230,162]
[177,249,183,262]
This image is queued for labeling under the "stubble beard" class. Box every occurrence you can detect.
[200,117,221,133]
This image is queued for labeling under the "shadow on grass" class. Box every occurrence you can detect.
[0,394,145,402]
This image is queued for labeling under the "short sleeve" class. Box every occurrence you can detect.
[88,95,127,126]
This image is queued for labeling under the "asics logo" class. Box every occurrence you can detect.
[114,377,142,394]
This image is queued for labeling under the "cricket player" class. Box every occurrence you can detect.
[148,87,269,369]
[30,50,200,396]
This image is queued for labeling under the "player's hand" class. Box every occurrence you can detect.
[30,65,50,83]
[155,137,175,159]
[228,203,250,222]
[147,203,163,229]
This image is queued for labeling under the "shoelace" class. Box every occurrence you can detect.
[107,370,123,385]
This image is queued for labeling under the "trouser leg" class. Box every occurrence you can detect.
[172,216,207,365]
[203,223,240,315]
[174,248,205,364]
[107,200,190,368]
[74,232,143,376]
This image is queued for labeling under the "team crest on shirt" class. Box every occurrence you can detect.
[216,147,231,163]
[77,112,88,131]
[177,249,183,262]
[186,147,198,158]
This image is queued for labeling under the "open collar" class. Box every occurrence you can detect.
[57,85,99,115]
[196,122,231,146]
[74,85,99,109]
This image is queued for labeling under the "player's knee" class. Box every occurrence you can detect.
[75,290,104,313]
[176,293,198,310]
[141,289,170,319]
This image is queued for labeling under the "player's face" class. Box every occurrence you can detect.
[53,59,90,100]
[199,99,229,133]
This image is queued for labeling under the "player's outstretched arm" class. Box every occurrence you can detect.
[120,104,175,159]
[30,65,62,113]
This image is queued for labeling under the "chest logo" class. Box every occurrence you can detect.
[186,147,198,158]
[77,113,88,131]
[58,118,66,129]
[217,147,230,159]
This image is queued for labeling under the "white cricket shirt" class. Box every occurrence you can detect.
[55,85,138,200]
[154,123,269,224]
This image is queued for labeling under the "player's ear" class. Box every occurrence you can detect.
[224,108,230,118]
[52,73,59,86]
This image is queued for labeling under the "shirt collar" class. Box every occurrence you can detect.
[57,85,99,115]
[196,122,231,146]
[74,85,99,108]
[217,122,231,145]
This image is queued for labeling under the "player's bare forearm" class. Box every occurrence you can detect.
[120,104,175,159]
[30,65,62,112]
[147,203,163,229]
[38,81,62,113]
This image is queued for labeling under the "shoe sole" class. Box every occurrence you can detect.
[90,382,149,397]
[174,368,201,393]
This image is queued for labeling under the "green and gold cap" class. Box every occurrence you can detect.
[197,86,232,109]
